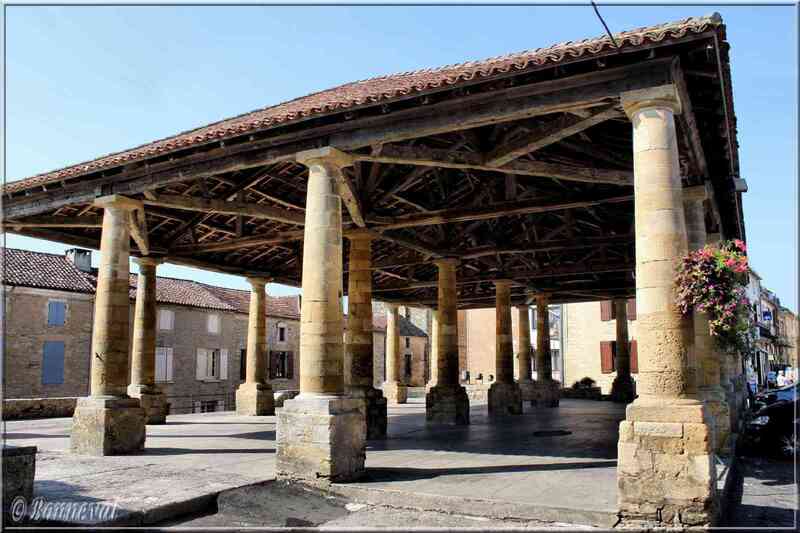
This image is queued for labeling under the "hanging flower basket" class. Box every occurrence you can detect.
[675,239,752,353]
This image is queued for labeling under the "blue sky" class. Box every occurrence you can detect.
[5,5,797,310]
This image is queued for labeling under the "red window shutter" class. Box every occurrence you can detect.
[627,299,637,321]
[630,340,639,374]
[287,351,295,379]
[600,301,613,322]
[600,341,614,374]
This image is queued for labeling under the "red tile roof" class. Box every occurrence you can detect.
[5,14,722,195]
[1,247,300,319]
[2,248,95,294]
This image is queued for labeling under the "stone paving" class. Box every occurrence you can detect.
[3,398,625,527]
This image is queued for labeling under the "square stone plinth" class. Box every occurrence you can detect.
[517,380,537,405]
[236,382,275,416]
[426,384,470,425]
[488,382,523,416]
[70,397,146,456]
[349,387,388,440]
[3,445,36,524]
[531,380,561,408]
[382,381,408,404]
[276,395,366,485]
[127,384,168,424]
[617,400,718,527]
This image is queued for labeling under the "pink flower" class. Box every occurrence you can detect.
[733,239,747,252]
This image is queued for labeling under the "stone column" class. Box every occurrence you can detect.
[276,147,365,484]
[425,310,439,392]
[685,187,730,454]
[128,257,168,424]
[611,299,636,403]
[531,294,560,407]
[345,231,387,439]
[516,305,536,405]
[488,281,522,415]
[382,303,408,404]
[617,86,717,527]
[425,258,469,425]
[236,277,275,416]
[71,195,145,456]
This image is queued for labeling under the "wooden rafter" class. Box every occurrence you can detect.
[3,215,102,228]
[143,194,304,225]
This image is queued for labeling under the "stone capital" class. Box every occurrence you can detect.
[433,257,460,268]
[295,146,354,169]
[620,84,682,119]
[346,228,375,242]
[247,276,270,288]
[535,292,551,305]
[494,279,513,290]
[94,194,143,211]
[682,184,710,204]
[134,256,163,269]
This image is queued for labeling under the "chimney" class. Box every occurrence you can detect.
[65,248,92,272]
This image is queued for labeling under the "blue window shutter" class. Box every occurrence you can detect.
[42,341,65,384]
[48,301,66,326]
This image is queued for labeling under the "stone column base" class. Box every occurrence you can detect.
[611,375,637,404]
[349,386,387,440]
[517,380,537,405]
[127,384,168,424]
[425,384,469,425]
[488,382,523,416]
[70,397,146,456]
[531,380,561,408]
[276,395,366,485]
[236,382,275,416]
[3,445,36,524]
[617,400,718,528]
[382,381,408,404]
[698,388,731,455]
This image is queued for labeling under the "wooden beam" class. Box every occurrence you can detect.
[170,229,306,254]
[671,59,709,179]
[354,145,632,186]
[3,215,102,228]
[335,169,366,228]
[369,194,633,231]
[143,194,304,225]
[128,208,150,256]
[5,58,673,218]
[484,105,622,167]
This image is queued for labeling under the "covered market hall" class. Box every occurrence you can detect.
[3,13,747,528]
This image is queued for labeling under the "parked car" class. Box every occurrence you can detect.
[753,383,798,411]
[741,399,798,458]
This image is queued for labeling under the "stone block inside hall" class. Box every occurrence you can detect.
[276,395,366,484]
[611,375,637,404]
[3,444,36,523]
[127,384,168,424]
[236,382,275,416]
[488,382,523,416]
[425,384,469,425]
[348,385,387,440]
[70,397,146,456]
[617,400,717,528]
[530,379,561,408]
[382,380,408,404]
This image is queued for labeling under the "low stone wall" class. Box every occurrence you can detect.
[463,384,490,402]
[3,398,77,420]
[561,387,602,401]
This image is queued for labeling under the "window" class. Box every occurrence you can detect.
[405,337,410,349]
[240,348,247,380]
[194,400,219,413]
[196,348,228,380]
[47,300,66,326]
[155,347,174,382]
[277,322,287,343]
[159,309,174,331]
[42,341,65,384]
[404,353,412,379]
[269,351,294,379]
[207,314,220,335]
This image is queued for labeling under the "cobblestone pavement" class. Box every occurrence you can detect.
[722,455,797,529]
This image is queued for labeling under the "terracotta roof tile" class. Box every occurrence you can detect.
[5,14,722,194]
[2,248,95,293]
